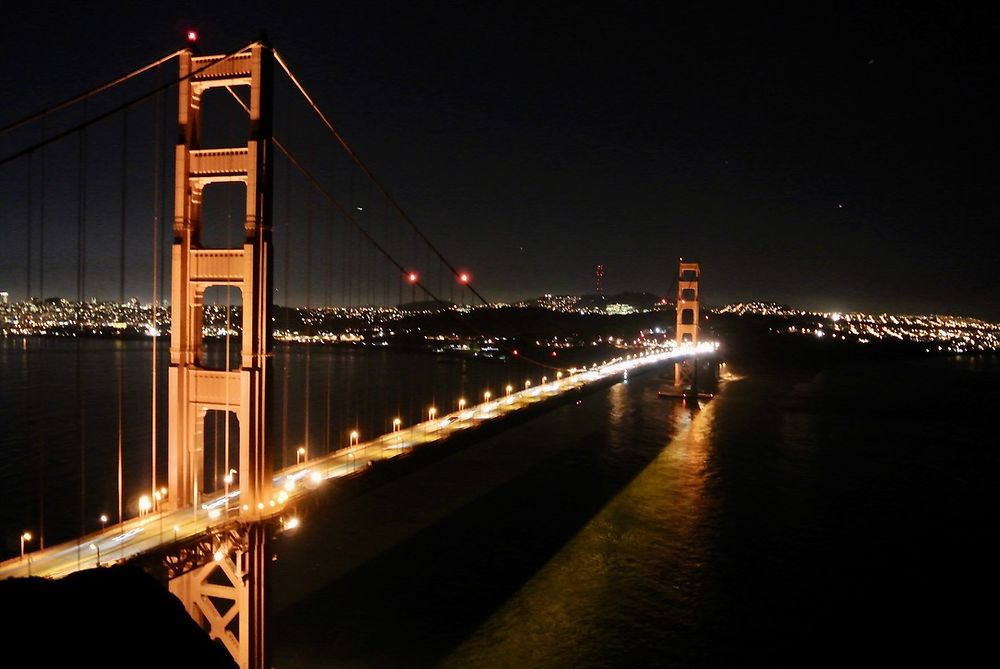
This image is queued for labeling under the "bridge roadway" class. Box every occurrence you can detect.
[0,344,714,580]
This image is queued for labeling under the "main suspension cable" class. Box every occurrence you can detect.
[0,41,260,169]
[273,138,447,305]
[272,48,490,306]
[0,49,184,137]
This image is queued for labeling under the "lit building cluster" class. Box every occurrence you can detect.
[520,294,581,311]
[717,302,815,317]
[0,297,168,337]
[720,303,1000,353]
[2,293,673,340]
[0,297,489,341]
[516,293,664,315]
[817,312,1000,353]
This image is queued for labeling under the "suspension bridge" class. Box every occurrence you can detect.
[0,37,714,668]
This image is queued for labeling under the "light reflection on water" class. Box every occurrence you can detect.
[440,389,719,669]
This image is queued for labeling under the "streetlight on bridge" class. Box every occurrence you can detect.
[458,398,466,412]
[99,514,108,533]
[296,446,307,465]
[20,532,32,561]
[224,468,237,504]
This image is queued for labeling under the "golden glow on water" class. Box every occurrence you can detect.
[440,390,719,667]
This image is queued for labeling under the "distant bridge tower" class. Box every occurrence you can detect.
[166,43,273,669]
[674,261,700,387]
[595,263,605,296]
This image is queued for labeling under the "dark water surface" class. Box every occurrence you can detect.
[270,354,999,668]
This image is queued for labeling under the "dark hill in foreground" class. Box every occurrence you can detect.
[0,566,235,668]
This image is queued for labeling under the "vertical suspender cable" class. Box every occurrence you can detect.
[24,151,38,549]
[76,124,88,566]
[325,208,333,454]
[26,153,32,299]
[347,168,355,308]
[281,160,291,469]
[367,185,375,307]
[304,175,313,456]
[37,120,47,548]
[382,198,389,306]
[117,108,127,525]
[224,184,233,493]
[25,149,44,549]
[341,204,348,307]
[150,74,164,515]
[39,120,46,305]
[34,125,50,549]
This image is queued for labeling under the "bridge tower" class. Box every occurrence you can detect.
[166,43,273,669]
[674,261,700,387]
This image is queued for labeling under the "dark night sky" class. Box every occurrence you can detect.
[2,2,997,318]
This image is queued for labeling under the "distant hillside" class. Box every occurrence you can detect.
[394,306,674,340]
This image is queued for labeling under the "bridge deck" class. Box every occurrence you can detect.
[0,346,714,580]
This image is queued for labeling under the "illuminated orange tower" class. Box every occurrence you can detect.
[166,42,273,669]
[674,261,700,387]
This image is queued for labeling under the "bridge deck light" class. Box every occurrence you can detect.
[20,532,32,560]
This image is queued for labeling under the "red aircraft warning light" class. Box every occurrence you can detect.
[186,30,198,43]
[458,272,470,284]
[407,272,419,284]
